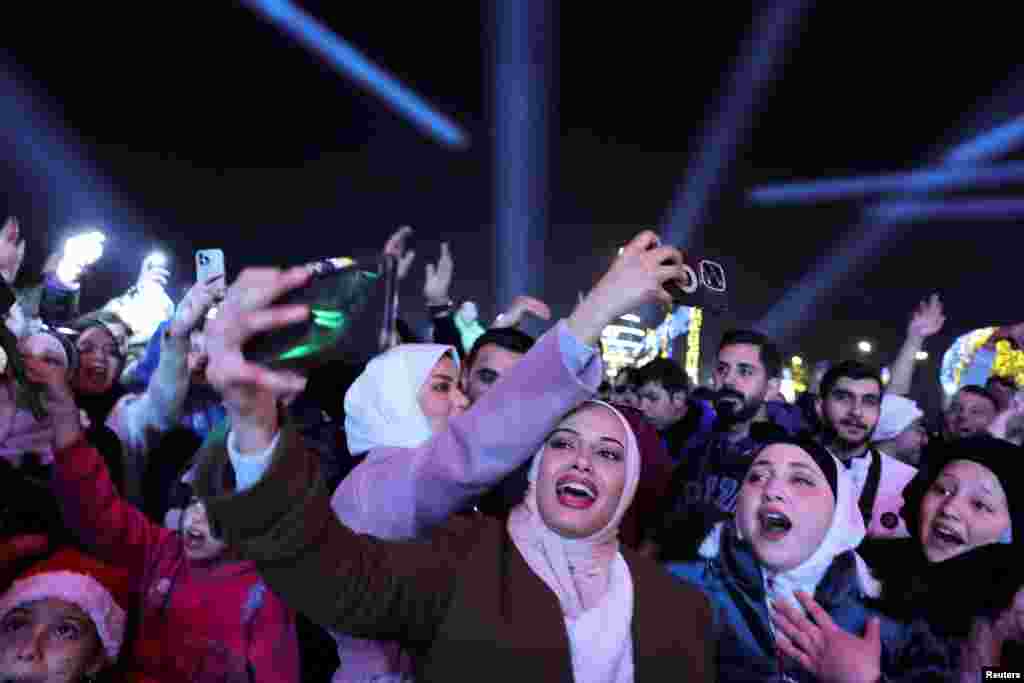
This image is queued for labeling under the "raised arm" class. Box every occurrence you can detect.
[335,319,601,538]
[196,266,464,645]
[30,354,170,579]
[198,228,684,532]
[34,230,107,325]
[198,424,463,646]
[107,275,224,505]
[888,294,944,396]
[422,242,463,352]
[491,295,551,330]
[336,230,686,538]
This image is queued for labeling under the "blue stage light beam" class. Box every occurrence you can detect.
[241,0,468,149]
[493,0,552,312]
[945,114,1024,164]
[749,161,1024,205]
[661,0,812,248]
[0,65,136,230]
[868,198,1024,222]
[1,64,174,293]
[754,82,1024,343]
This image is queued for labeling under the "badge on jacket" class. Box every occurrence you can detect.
[880,512,899,530]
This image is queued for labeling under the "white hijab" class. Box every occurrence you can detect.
[343,344,458,455]
[699,450,880,613]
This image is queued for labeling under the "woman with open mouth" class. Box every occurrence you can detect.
[196,398,714,682]
[68,273,221,511]
[855,434,1024,674]
[667,437,955,682]
[194,229,715,682]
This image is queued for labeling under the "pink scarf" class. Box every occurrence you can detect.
[507,401,641,682]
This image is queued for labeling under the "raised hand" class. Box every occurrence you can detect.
[424,242,454,306]
[204,267,310,452]
[382,225,416,282]
[0,217,26,284]
[492,295,551,329]
[55,231,106,287]
[168,274,226,339]
[908,294,945,340]
[772,591,882,683]
[138,253,170,290]
[25,352,83,450]
[567,230,685,346]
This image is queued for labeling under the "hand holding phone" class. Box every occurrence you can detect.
[196,249,226,285]
[169,274,226,338]
[201,267,311,430]
[241,257,381,369]
[652,243,728,314]
[57,231,106,287]
[139,251,171,290]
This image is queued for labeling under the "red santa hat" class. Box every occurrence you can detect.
[0,548,130,662]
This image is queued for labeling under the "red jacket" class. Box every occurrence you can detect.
[52,437,299,683]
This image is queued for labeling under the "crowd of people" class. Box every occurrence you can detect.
[0,216,1022,682]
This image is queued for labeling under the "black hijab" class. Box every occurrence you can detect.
[866,435,1024,638]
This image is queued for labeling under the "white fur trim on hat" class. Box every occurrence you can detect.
[0,570,126,661]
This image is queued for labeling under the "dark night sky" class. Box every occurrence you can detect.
[2,3,1022,413]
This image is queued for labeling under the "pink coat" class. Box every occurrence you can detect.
[52,437,300,683]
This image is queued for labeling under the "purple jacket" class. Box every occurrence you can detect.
[329,321,603,682]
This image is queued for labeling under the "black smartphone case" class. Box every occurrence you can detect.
[242,261,386,370]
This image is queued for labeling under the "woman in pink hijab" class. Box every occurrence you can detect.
[197,400,714,682]
[194,229,715,681]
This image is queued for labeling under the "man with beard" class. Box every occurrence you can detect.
[815,360,916,538]
[643,329,806,561]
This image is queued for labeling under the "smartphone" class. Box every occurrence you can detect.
[196,249,226,284]
[242,258,384,369]
[662,251,729,314]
